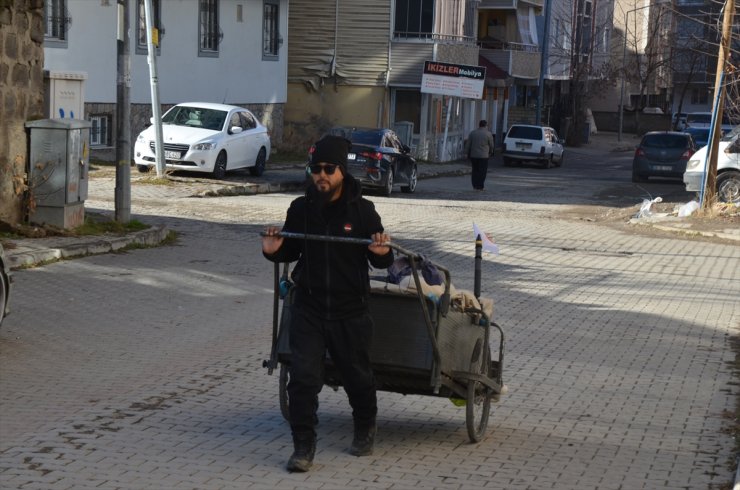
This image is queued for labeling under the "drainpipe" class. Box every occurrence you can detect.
[535,0,552,125]
[332,0,339,77]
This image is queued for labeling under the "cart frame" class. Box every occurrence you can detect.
[262,232,505,442]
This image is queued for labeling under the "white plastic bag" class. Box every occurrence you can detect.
[677,200,699,217]
[637,197,663,218]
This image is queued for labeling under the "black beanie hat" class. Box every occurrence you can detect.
[311,135,351,171]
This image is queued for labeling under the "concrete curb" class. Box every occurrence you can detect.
[189,167,471,198]
[192,181,305,197]
[7,225,171,270]
[628,218,740,242]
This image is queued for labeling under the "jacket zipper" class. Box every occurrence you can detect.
[324,222,331,314]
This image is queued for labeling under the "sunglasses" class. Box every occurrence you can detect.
[307,163,340,175]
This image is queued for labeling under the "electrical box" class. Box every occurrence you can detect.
[44,70,87,120]
[25,119,91,229]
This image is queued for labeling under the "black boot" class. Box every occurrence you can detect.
[349,423,376,457]
[287,433,316,472]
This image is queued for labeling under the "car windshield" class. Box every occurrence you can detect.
[687,113,711,124]
[349,131,383,146]
[641,134,689,149]
[162,106,227,131]
[507,126,542,140]
[327,128,384,146]
[722,125,740,141]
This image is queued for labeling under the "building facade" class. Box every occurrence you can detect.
[285,0,481,162]
[477,0,542,141]
[42,0,288,162]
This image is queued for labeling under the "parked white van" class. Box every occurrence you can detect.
[683,125,740,203]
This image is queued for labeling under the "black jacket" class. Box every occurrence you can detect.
[264,176,394,319]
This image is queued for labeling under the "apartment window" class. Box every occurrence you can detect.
[394,0,434,39]
[601,28,609,53]
[583,0,592,19]
[555,18,572,50]
[90,115,111,147]
[691,88,708,105]
[199,0,220,57]
[136,0,162,55]
[394,89,422,130]
[45,0,69,47]
[263,0,280,60]
[515,86,537,108]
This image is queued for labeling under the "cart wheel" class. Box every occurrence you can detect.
[279,363,290,422]
[466,341,492,443]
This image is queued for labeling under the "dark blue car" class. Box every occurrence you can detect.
[311,127,418,196]
[632,131,696,183]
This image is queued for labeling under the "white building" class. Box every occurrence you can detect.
[42,0,288,161]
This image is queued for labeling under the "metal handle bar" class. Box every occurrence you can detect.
[261,230,452,300]
[263,231,406,257]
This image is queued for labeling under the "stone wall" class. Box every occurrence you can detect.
[0,0,45,225]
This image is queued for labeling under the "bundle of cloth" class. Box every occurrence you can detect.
[369,256,493,324]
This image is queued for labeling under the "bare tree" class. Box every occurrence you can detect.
[612,0,676,135]
[670,0,740,125]
[544,0,617,144]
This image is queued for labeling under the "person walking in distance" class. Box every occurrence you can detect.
[465,120,495,191]
[262,135,394,472]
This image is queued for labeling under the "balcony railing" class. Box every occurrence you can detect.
[478,0,544,9]
[480,47,540,79]
[393,31,479,46]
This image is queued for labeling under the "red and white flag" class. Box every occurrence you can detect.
[473,223,499,254]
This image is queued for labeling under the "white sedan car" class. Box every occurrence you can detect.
[134,102,271,179]
[684,125,740,203]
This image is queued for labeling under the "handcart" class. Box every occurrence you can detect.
[262,232,505,442]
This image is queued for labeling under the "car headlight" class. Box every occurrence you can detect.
[193,142,215,151]
[686,158,703,170]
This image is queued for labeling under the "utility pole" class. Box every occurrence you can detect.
[535,0,552,126]
[115,0,131,223]
[144,0,166,177]
[702,0,735,210]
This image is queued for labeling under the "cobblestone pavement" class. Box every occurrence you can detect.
[1,146,739,489]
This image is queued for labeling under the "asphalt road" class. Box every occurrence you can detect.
[1,147,738,489]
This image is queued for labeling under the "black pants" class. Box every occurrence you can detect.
[288,309,377,438]
[470,157,489,190]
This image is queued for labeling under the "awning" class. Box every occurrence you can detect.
[478,55,512,88]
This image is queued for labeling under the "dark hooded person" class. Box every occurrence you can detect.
[262,135,394,472]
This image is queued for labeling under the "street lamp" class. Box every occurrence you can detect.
[618,4,653,142]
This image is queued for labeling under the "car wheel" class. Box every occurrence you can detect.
[0,267,7,328]
[717,171,740,203]
[382,169,394,196]
[249,148,267,177]
[213,151,227,180]
[401,165,417,193]
[137,165,151,173]
[556,152,564,167]
[544,155,554,169]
